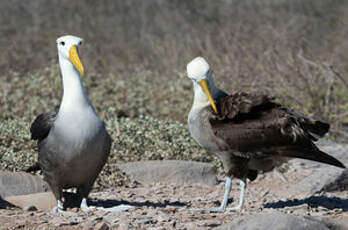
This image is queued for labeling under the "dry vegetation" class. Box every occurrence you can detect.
[0,0,348,181]
[0,115,222,188]
[1,0,347,123]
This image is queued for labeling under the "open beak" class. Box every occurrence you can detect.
[199,79,218,114]
[69,45,84,77]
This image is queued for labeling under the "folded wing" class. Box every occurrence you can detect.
[30,112,57,142]
[211,92,344,168]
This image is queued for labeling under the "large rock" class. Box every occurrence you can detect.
[284,167,347,197]
[117,160,218,187]
[322,169,348,192]
[282,142,348,197]
[0,171,49,197]
[4,192,56,211]
[317,141,348,162]
[215,210,346,230]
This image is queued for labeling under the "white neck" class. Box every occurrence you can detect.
[58,55,93,114]
[192,77,219,109]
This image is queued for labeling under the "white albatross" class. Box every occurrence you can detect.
[30,35,132,212]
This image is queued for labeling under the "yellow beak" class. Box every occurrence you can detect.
[69,45,84,77]
[199,79,218,114]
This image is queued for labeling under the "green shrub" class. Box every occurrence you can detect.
[0,116,222,189]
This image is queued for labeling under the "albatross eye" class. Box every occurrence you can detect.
[60,41,65,46]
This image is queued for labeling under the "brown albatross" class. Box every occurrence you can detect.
[30,35,131,212]
[186,56,345,213]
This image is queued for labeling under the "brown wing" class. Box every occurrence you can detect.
[30,112,57,141]
[27,112,57,172]
[211,92,345,168]
[217,92,276,120]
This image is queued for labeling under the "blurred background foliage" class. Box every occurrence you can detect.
[0,0,347,125]
[0,0,348,186]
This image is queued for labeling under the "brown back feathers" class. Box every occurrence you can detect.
[210,92,344,169]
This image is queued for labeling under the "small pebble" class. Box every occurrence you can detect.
[94,222,109,230]
[23,205,37,211]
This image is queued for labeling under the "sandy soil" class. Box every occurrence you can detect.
[1,168,347,230]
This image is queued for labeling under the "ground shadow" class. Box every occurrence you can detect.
[90,199,187,209]
[264,195,348,211]
[0,197,16,209]
[62,192,187,209]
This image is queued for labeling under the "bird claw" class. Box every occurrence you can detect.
[189,206,226,213]
[44,206,65,214]
[97,204,134,212]
[226,207,242,212]
[81,204,134,212]
[80,205,97,212]
[190,205,242,213]
[80,197,134,212]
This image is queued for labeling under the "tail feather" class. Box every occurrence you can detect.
[302,121,330,141]
[286,149,345,169]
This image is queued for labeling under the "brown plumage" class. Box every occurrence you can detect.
[212,92,344,179]
[186,56,345,213]
[30,112,57,142]
[25,112,57,173]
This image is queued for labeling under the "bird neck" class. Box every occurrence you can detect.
[192,79,219,109]
[58,57,92,114]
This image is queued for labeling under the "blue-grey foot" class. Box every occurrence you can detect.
[45,199,65,214]
[80,197,97,211]
[97,204,134,211]
[190,177,247,213]
[80,198,134,212]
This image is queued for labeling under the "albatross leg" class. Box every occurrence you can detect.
[78,183,98,211]
[57,199,64,212]
[190,176,233,213]
[46,184,65,213]
[226,177,246,212]
[44,199,64,214]
[48,199,64,213]
[80,197,97,211]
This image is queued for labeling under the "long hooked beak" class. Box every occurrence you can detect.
[199,79,218,114]
[69,45,85,77]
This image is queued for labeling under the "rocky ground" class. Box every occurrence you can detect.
[0,141,348,230]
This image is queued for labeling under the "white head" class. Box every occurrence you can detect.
[187,57,218,113]
[56,35,84,77]
[187,57,211,81]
